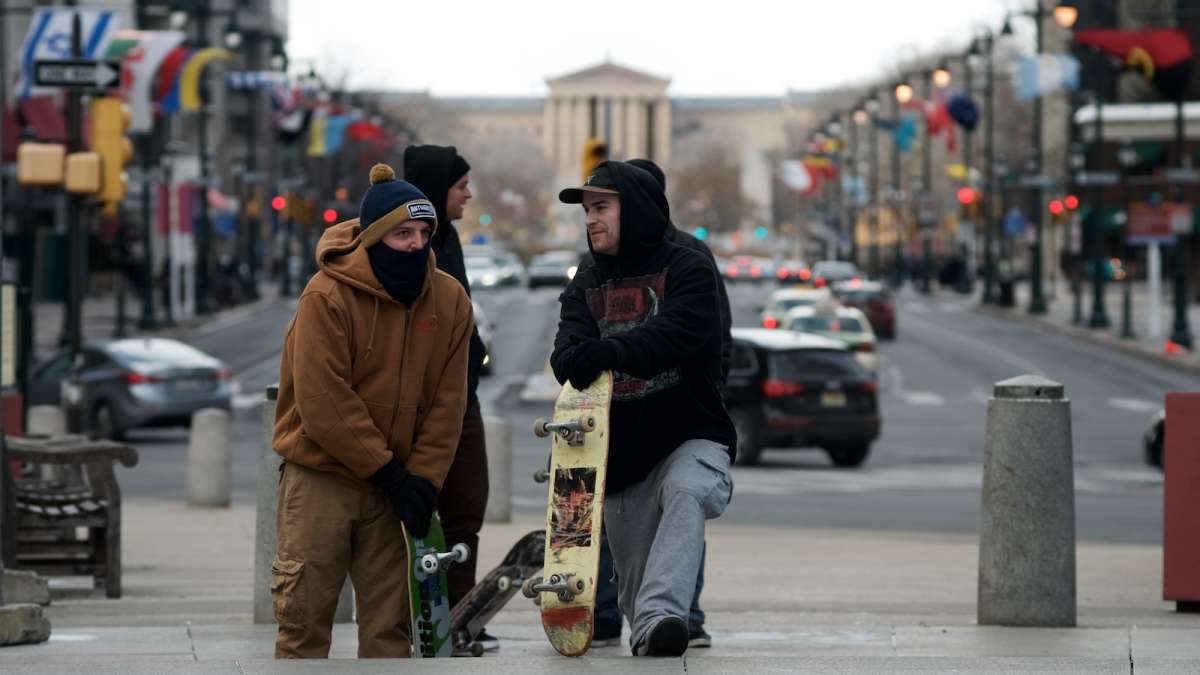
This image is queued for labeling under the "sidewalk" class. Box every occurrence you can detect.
[972,279,1200,375]
[32,281,284,360]
[3,497,1199,672]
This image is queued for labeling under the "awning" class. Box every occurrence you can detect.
[2,109,19,161]
[19,96,66,142]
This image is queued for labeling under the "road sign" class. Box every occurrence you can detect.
[1018,174,1059,189]
[1072,171,1118,186]
[1128,202,1186,245]
[34,59,120,89]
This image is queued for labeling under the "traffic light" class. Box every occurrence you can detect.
[89,97,133,216]
[322,208,337,224]
[1048,199,1064,216]
[1064,194,1079,211]
[957,187,976,205]
[581,137,608,182]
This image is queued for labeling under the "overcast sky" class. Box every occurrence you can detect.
[288,1,1029,97]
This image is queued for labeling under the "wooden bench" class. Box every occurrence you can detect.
[5,435,138,598]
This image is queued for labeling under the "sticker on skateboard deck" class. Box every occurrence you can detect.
[405,514,470,658]
[525,371,612,657]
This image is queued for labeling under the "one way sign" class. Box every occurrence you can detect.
[34,59,121,90]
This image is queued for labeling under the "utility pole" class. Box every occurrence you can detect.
[1027,8,1048,315]
[63,9,87,434]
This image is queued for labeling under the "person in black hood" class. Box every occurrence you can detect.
[402,145,495,652]
[580,158,726,650]
[551,161,735,657]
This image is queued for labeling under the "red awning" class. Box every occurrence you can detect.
[19,96,67,143]
[2,109,19,161]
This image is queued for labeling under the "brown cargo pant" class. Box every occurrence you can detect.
[437,399,489,606]
[272,462,411,658]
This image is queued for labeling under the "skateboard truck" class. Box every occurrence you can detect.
[418,543,472,575]
[533,415,597,446]
[521,573,587,603]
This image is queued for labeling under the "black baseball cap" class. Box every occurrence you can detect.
[558,165,620,204]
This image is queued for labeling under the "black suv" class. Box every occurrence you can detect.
[726,328,881,467]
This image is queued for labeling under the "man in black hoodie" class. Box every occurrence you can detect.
[552,161,735,657]
[402,145,495,650]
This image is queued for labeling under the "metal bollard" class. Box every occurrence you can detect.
[978,375,1076,627]
[253,385,353,624]
[187,408,232,508]
[484,417,512,523]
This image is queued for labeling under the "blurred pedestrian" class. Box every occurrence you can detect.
[270,163,474,658]
[402,145,496,653]
[551,161,735,657]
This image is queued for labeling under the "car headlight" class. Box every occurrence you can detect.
[567,266,578,279]
[482,273,498,286]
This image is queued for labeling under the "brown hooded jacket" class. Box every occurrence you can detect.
[272,218,473,491]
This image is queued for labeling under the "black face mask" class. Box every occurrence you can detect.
[367,243,429,305]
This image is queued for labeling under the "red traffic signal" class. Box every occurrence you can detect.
[271,195,287,211]
[957,187,975,205]
[323,208,337,224]
[1048,199,1064,216]
[1064,194,1079,210]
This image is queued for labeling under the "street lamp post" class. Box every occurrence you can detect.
[1068,141,1087,325]
[1168,99,1194,349]
[864,95,882,280]
[919,69,935,295]
[892,79,908,288]
[1002,2,1078,315]
[1087,92,1111,329]
[977,33,998,304]
[846,113,860,267]
[1117,138,1137,339]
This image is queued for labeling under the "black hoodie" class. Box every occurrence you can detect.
[551,161,736,494]
[403,145,486,402]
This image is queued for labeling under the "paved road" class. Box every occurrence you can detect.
[112,279,1195,545]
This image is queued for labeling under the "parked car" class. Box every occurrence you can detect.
[527,250,580,288]
[491,250,526,287]
[833,279,896,339]
[1144,409,1165,469]
[28,338,234,440]
[784,305,878,376]
[759,287,834,329]
[773,259,813,285]
[471,300,495,376]
[812,260,862,288]
[725,328,880,467]
[723,255,775,283]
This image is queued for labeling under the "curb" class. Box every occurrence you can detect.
[974,303,1200,376]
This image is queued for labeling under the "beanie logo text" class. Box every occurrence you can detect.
[407,201,436,220]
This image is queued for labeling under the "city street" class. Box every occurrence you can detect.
[112,281,1189,546]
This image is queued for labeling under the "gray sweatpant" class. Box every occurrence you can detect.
[605,439,733,649]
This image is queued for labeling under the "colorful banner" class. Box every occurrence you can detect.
[106,29,186,133]
[1015,54,1080,102]
[180,47,233,111]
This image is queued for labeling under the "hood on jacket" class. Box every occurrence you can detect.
[315,218,438,303]
[587,160,670,274]
[403,145,469,248]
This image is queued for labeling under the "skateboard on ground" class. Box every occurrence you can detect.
[523,370,613,657]
[449,528,545,656]
[404,513,471,658]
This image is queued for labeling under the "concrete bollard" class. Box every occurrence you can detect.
[484,417,512,523]
[27,406,67,482]
[26,406,66,437]
[978,374,1076,627]
[186,408,232,508]
[253,385,353,624]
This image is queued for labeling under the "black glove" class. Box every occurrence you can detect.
[369,459,438,538]
[566,338,618,390]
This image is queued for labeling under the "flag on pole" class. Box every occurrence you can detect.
[1015,54,1080,102]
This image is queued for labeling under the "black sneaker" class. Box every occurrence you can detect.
[633,616,688,657]
[593,620,623,647]
[475,630,499,652]
[688,625,712,648]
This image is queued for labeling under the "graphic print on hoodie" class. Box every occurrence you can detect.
[551,161,736,493]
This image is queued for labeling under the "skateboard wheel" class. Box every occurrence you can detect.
[470,642,485,657]
[498,576,511,592]
[533,418,550,437]
[419,554,439,575]
[572,578,586,594]
[578,415,596,432]
[521,576,541,599]
[533,469,549,483]
[452,543,471,563]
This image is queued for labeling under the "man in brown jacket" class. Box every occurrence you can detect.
[271,163,474,658]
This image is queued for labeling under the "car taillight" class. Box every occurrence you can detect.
[814,277,826,288]
[125,372,161,385]
[726,265,739,277]
[799,269,812,281]
[855,343,875,353]
[750,265,762,277]
[762,316,779,329]
[777,268,790,279]
[216,369,233,381]
[763,379,805,397]
[861,381,878,394]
